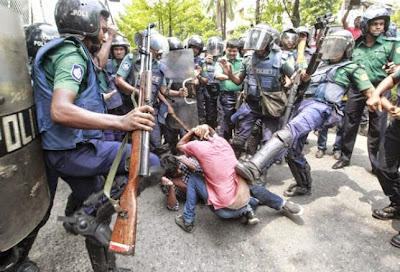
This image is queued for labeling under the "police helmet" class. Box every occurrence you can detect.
[320,30,354,61]
[150,33,169,53]
[360,5,390,36]
[187,35,204,50]
[244,23,278,51]
[296,26,311,45]
[25,23,59,61]
[112,35,130,51]
[206,36,224,56]
[167,37,183,51]
[238,35,247,52]
[280,27,299,49]
[55,0,110,38]
[385,22,397,38]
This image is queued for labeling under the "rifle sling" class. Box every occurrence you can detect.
[104,133,129,213]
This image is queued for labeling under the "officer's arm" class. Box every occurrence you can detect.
[214,61,229,80]
[115,75,139,96]
[93,25,118,69]
[51,88,154,131]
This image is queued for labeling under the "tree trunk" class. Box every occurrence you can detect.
[291,0,300,27]
[222,0,226,39]
[169,5,172,37]
[255,0,260,25]
[216,0,222,37]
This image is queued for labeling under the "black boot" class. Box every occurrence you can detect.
[236,129,292,183]
[85,238,132,272]
[390,232,400,248]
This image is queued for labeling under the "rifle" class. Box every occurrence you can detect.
[109,23,156,255]
[306,13,334,76]
[282,68,302,126]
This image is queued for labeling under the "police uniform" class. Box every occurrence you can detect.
[204,57,221,129]
[214,54,243,140]
[103,59,125,142]
[232,48,295,155]
[116,52,138,112]
[375,67,400,218]
[236,59,374,196]
[26,37,160,269]
[194,55,208,124]
[336,36,400,171]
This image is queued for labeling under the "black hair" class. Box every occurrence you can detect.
[226,38,239,49]
[160,154,179,177]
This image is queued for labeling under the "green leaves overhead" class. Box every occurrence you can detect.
[116,0,218,47]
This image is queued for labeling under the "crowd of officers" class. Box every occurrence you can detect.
[3,0,400,271]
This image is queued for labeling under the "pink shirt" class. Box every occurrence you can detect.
[182,135,238,210]
[346,27,362,40]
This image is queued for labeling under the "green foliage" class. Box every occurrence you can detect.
[116,0,217,48]
[299,0,342,27]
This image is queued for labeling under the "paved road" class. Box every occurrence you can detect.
[31,131,400,272]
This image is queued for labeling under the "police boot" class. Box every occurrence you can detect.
[85,238,132,272]
[390,232,400,248]
[236,129,292,183]
[63,193,83,235]
[246,119,262,156]
[231,136,246,159]
[284,158,312,197]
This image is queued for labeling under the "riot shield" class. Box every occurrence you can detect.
[161,50,199,130]
[161,49,194,82]
[0,6,49,251]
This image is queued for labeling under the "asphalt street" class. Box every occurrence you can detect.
[30,131,400,272]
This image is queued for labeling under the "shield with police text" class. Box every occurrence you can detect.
[0,6,50,251]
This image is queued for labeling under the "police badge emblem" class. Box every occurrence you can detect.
[71,64,84,83]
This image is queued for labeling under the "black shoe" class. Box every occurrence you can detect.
[390,232,400,248]
[332,160,349,169]
[175,215,195,233]
[9,259,39,272]
[283,184,311,197]
[235,161,260,184]
[372,205,400,220]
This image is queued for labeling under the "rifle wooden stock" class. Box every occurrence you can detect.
[109,119,142,256]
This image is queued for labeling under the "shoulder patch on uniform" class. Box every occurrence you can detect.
[71,64,84,83]
[360,73,369,81]
[122,62,131,71]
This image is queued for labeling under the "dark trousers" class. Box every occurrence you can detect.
[340,88,387,170]
[204,84,220,129]
[218,91,237,140]
[377,119,400,207]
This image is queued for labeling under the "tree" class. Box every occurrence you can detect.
[116,0,217,47]
[205,0,237,39]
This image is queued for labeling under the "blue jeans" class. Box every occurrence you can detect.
[183,173,252,223]
[248,184,284,210]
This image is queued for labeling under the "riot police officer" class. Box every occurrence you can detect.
[204,36,224,128]
[102,35,131,141]
[187,34,208,124]
[332,5,400,172]
[220,23,295,158]
[234,30,375,197]
[11,1,159,271]
[25,22,59,66]
[280,27,298,55]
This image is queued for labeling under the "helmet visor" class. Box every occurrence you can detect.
[206,40,224,56]
[320,36,349,61]
[244,28,272,50]
[281,32,298,48]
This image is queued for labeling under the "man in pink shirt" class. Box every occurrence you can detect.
[342,5,362,39]
[175,124,303,232]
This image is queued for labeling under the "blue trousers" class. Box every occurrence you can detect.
[317,101,346,151]
[218,92,237,141]
[183,173,252,223]
[236,100,281,144]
